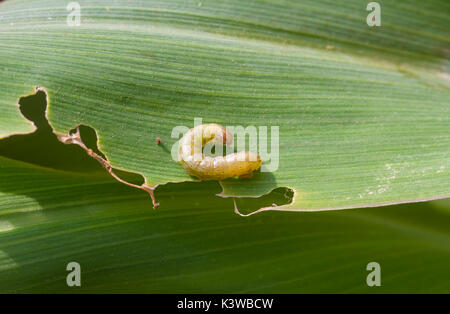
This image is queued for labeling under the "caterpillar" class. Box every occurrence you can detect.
[178,124,262,180]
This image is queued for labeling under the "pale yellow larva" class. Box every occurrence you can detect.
[178,124,262,180]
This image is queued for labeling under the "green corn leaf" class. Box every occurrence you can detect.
[0,1,449,209]
[1,155,449,293]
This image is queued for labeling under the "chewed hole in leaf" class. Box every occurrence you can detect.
[70,125,106,160]
[0,91,100,172]
[68,124,144,186]
[2,91,293,214]
[233,187,295,216]
[0,91,144,186]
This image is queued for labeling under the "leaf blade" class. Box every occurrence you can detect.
[0,0,449,210]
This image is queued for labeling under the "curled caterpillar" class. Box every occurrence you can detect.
[178,124,262,180]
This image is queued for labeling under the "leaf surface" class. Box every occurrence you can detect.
[0,0,449,210]
[1,155,450,293]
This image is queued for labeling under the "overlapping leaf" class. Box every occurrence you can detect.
[1,155,450,293]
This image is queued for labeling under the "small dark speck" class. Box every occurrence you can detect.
[156,137,162,145]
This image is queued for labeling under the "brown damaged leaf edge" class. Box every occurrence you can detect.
[0,87,38,140]
[7,87,295,215]
[57,126,160,209]
[231,187,297,217]
[34,86,161,208]
[8,87,447,215]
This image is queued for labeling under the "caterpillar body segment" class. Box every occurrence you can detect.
[178,124,262,180]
